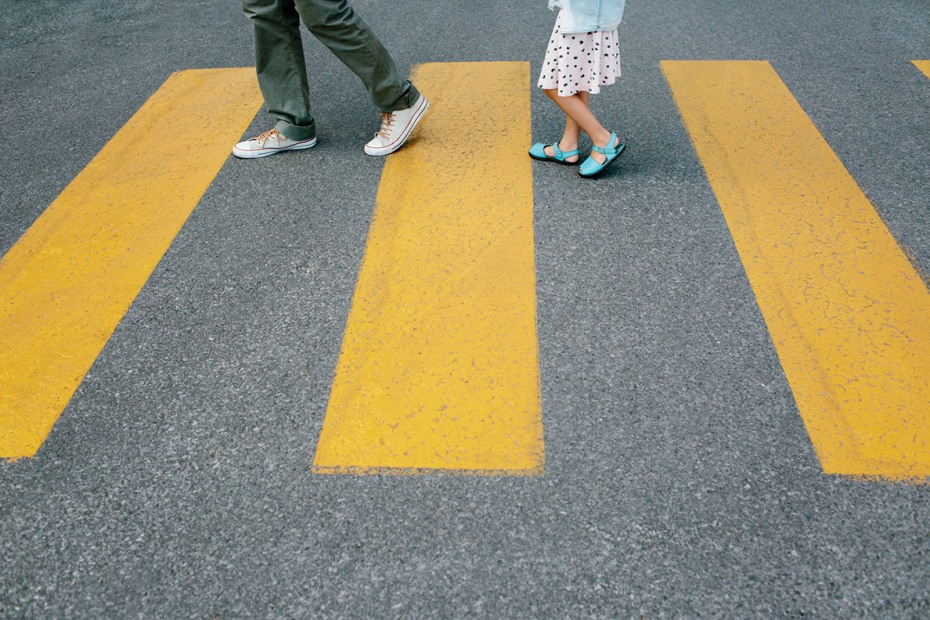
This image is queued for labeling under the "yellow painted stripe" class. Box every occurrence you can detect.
[662,61,930,481]
[914,60,930,79]
[0,68,263,458]
[313,62,544,475]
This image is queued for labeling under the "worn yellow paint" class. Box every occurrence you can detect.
[0,68,263,458]
[313,62,544,475]
[913,61,930,79]
[662,61,930,481]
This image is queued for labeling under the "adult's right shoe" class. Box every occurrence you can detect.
[364,95,429,156]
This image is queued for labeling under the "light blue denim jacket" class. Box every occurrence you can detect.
[548,0,626,33]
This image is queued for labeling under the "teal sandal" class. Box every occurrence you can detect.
[579,133,626,178]
[529,142,581,166]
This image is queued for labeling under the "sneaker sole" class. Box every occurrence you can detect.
[232,136,317,159]
[364,97,429,156]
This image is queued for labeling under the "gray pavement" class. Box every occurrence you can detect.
[2,0,929,617]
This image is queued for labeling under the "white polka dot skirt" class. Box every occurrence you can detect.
[537,10,621,97]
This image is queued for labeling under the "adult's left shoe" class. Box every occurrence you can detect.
[364,95,430,156]
[232,129,317,159]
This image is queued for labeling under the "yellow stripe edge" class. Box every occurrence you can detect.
[912,60,930,79]
[312,464,544,477]
[825,472,930,485]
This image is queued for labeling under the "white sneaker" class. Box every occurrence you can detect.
[232,128,317,159]
[364,95,429,156]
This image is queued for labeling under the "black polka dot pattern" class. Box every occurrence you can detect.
[537,10,621,97]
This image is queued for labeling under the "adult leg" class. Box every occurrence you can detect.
[242,0,316,140]
[295,0,419,112]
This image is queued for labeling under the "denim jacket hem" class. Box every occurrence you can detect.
[548,0,626,33]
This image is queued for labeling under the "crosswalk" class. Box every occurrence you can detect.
[1,62,928,481]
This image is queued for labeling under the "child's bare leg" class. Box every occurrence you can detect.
[544,89,619,163]
[560,114,583,161]
[543,107,582,163]
[542,118,581,162]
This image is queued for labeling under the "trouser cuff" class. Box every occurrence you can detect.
[274,118,316,141]
[383,80,421,113]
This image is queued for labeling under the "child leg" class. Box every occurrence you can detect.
[544,89,619,164]
[543,105,582,163]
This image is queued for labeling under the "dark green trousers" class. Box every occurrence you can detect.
[242,0,420,140]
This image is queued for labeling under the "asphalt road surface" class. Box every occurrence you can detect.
[2,0,928,616]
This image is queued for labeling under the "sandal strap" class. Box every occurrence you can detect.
[552,143,580,160]
[592,132,620,156]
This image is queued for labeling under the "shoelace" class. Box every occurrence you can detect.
[375,112,396,138]
[254,128,282,144]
